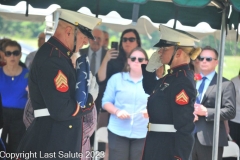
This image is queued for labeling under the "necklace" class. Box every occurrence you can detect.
[3,66,21,81]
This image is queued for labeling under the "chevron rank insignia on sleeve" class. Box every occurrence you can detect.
[175,89,189,105]
[54,70,69,92]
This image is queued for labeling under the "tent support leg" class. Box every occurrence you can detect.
[212,6,227,160]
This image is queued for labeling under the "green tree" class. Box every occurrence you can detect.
[0,17,45,39]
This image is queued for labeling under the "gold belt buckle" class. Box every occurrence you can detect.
[147,123,150,131]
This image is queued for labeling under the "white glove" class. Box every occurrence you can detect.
[88,72,99,101]
[71,52,81,68]
[146,51,163,72]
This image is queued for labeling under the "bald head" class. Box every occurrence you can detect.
[54,20,89,53]
[54,20,75,38]
[89,29,104,52]
[38,32,46,48]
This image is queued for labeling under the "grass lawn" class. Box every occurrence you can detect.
[221,55,240,80]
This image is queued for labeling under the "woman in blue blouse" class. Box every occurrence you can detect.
[102,47,149,160]
[0,40,28,153]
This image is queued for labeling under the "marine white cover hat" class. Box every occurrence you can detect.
[56,8,102,40]
[154,24,200,47]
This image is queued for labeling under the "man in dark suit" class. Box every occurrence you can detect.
[80,28,107,76]
[192,46,236,160]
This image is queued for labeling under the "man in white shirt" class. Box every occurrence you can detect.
[25,32,45,69]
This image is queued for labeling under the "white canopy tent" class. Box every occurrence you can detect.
[1,2,239,57]
[0,2,239,160]
[1,1,239,42]
[0,2,59,22]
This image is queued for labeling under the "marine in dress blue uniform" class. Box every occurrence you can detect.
[16,9,101,160]
[141,25,202,160]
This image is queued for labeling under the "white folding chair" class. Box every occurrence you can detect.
[223,135,240,160]
[0,128,8,142]
[93,127,108,160]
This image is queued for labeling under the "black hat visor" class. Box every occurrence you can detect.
[153,40,179,48]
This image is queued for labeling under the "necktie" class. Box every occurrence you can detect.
[75,53,90,108]
[90,52,96,75]
[196,77,207,104]
[194,77,207,134]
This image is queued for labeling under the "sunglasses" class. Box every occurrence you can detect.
[129,57,146,63]
[157,47,171,52]
[197,56,217,62]
[122,37,136,42]
[4,50,21,57]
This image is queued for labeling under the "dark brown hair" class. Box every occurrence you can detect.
[3,40,21,52]
[123,47,148,72]
[201,46,218,59]
[118,29,141,61]
[0,38,11,51]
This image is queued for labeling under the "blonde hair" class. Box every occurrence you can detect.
[178,46,201,60]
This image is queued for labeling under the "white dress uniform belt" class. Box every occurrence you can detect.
[148,123,176,132]
[34,108,50,118]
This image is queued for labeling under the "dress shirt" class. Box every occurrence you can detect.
[25,50,37,69]
[196,71,215,103]
[88,48,102,75]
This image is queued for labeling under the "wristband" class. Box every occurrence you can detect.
[114,109,120,115]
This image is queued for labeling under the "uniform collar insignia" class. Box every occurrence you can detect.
[160,83,169,91]
[67,51,71,56]
[48,37,73,58]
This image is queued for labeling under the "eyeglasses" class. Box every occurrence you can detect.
[129,57,146,62]
[122,37,136,42]
[93,36,101,41]
[4,50,21,57]
[197,56,217,62]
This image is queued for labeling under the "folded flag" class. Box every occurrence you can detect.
[75,54,90,108]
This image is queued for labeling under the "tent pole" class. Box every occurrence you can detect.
[95,0,100,18]
[25,0,29,17]
[212,7,227,160]
[173,6,178,29]
[132,4,140,23]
